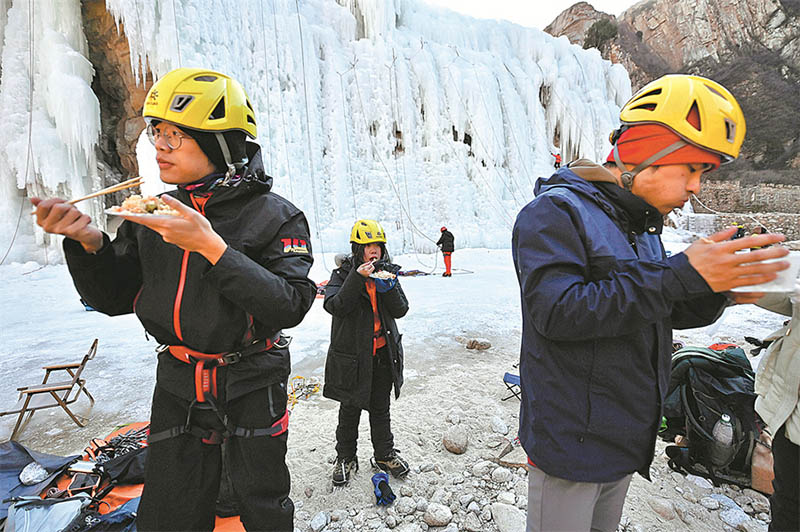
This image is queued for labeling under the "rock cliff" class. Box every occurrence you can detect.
[545,0,800,178]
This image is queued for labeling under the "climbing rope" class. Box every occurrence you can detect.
[1,0,36,266]
[443,61,525,209]
[336,67,359,220]
[257,0,274,171]
[288,375,321,410]
[170,0,181,66]
[270,0,295,202]
[294,0,329,273]
[689,194,775,234]
[351,59,439,247]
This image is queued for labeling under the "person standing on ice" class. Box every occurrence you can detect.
[31,68,315,532]
[436,226,455,277]
[552,151,562,169]
[322,219,410,486]
[511,74,790,532]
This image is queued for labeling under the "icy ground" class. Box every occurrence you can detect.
[0,232,787,531]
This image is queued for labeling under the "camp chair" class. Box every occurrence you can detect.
[502,372,522,401]
[1,339,98,440]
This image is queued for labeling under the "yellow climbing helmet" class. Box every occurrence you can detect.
[142,67,257,138]
[618,74,745,163]
[350,219,386,244]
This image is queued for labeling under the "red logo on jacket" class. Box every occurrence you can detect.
[281,238,309,254]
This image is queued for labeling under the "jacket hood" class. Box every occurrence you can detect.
[240,141,273,193]
[535,159,619,199]
[173,142,272,204]
[535,159,662,235]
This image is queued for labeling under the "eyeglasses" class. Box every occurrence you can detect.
[146,123,190,150]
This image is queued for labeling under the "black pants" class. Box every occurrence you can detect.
[769,426,799,532]
[335,350,394,459]
[137,382,293,532]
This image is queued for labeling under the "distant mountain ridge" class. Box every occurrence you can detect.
[545,0,800,182]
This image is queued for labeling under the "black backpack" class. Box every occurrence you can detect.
[660,344,758,488]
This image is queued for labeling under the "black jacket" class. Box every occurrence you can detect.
[436,230,454,252]
[64,144,316,401]
[322,256,409,410]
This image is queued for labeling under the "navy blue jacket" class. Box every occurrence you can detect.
[512,161,726,482]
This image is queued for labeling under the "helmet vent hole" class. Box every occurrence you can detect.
[246,99,254,111]
[632,88,661,102]
[247,115,256,125]
[687,102,701,131]
[704,84,725,99]
[630,103,656,111]
[210,98,226,120]
[194,75,218,82]
[169,95,194,112]
[724,119,736,143]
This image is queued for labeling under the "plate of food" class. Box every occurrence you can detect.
[369,270,396,280]
[106,194,180,218]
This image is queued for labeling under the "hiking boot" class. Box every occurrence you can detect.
[332,455,358,486]
[373,450,410,479]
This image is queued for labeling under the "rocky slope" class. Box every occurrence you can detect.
[545,0,800,180]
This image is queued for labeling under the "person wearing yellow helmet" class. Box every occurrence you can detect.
[512,74,790,532]
[31,67,315,531]
[322,219,410,486]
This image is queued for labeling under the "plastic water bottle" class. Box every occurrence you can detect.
[710,413,736,467]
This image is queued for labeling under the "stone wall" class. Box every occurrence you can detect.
[682,212,800,240]
[692,181,800,214]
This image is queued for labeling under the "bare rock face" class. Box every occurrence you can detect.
[545,0,800,177]
[622,0,800,73]
[81,1,151,182]
[544,2,607,46]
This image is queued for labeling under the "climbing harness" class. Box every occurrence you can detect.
[148,335,292,445]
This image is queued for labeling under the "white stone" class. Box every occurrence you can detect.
[492,467,513,483]
[464,513,483,532]
[443,425,469,454]
[310,511,330,532]
[467,501,481,513]
[395,496,416,516]
[491,416,509,435]
[497,491,516,505]
[700,496,721,510]
[423,503,453,526]
[686,474,714,490]
[490,502,526,532]
[646,496,676,520]
[472,460,494,478]
[720,507,750,528]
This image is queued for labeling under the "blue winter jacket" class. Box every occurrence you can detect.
[512,161,726,483]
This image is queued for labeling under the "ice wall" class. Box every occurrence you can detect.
[0,0,100,264]
[0,0,630,264]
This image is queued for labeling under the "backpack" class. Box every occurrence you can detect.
[659,344,758,489]
[4,493,92,532]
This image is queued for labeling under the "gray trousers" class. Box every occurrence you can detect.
[526,466,632,532]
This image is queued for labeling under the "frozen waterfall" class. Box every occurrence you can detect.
[0,0,631,264]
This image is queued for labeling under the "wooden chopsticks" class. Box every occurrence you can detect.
[31,177,144,215]
[66,176,144,205]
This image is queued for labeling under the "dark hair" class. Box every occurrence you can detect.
[351,242,389,264]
